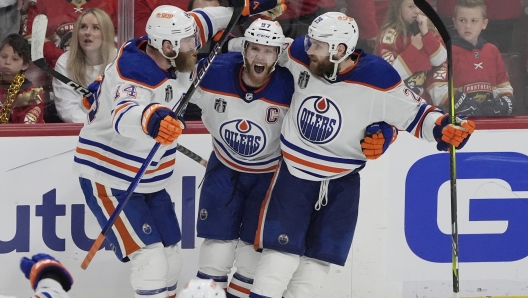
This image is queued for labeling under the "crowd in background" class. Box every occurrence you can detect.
[0,0,527,124]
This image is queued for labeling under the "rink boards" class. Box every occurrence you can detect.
[0,123,527,298]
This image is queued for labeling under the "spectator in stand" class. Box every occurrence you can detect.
[347,0,377,54]
[24,0,117,68]
[52,8,116,123]
[436,0,521,53]
[427,0,514,116]
[0,0,30,43]
[374,0,446,101]
[134,0,187,37]
[134,0,229,38]
[273,0,336,39]
[0,33,44,124]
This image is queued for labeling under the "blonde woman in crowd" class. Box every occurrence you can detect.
[52,8,116,123]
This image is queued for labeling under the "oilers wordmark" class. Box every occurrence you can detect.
[220,119,266,157]
[297,96,341,144]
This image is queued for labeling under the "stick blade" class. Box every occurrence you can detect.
[31,14,48,61]
[80,233,105,270]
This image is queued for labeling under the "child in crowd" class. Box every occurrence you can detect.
[426,0,513,116]
[0,34,44,124]
[374,0,446,101]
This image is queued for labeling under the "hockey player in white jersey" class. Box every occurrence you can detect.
[246,12,475,298]
[189,19,294,298]
[19,254,73,298]
[72,2,285,297]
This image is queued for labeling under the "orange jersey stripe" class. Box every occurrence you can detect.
[189,12,207,46]
[255,161,281,250]
[229,282,251,294]
[344,79,402,92]
[76,147,175,174]
[112,102,135,123]
[281,150,348,173]
[199,85,239,98]
[95,183,141,256]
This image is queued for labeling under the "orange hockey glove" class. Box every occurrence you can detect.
[142,104,184,145]
[433,114,475,151]
[360,122,398,159]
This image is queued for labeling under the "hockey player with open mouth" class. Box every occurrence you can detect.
[189,19,294,297]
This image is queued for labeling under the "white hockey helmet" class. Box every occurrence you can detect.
[145,5,200,61]
[306,12,359,79]
[244,18,286,57]
[178,279,226,298]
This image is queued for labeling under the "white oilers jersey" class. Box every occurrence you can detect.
[191,52,294,173]
[73,37,194,192]
[279,38,444,181]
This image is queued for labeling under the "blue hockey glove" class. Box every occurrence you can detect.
[81,75,103,113]
[360,122,398,159]
[141,103,185,145]
[20,253,73,292]
[433,114,475,151]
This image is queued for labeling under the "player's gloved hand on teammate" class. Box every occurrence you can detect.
[81,75,103,113]
[433,114,475,151]
[360,122,398,159]
[142,103,185,145]
[233,0,286,20]
[20,253,74,292]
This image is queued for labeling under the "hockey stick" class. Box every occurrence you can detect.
[412,1,459,297]
[30,15,208,168]
[79,0,245,269]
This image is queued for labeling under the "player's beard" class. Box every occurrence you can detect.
[173,50,197,73]
[243,57,274,87]
[309,55,337,77]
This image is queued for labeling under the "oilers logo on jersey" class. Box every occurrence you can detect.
[297,96,341,144]
[220,119,267,157]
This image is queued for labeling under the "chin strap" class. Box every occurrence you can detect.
[158,48,178,68]
[324,62,339,81]
[325,47,355,81]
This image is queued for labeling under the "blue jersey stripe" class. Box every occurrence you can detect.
[136,287,167,296]
[280,135,365,165]
[79,137,145,163]
[214,139,280,166]
[74,157,173,184]
[406,104,427,133]
[114,104,137,135]
[291,165,327,179]
[74,157,133,181]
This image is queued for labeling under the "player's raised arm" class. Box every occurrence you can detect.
[189,0,286,47]
[378,81,474,151]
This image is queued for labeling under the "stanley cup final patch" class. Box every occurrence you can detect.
[214,98,227,113]
[298,71,310,89]
[165,85,173,102]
